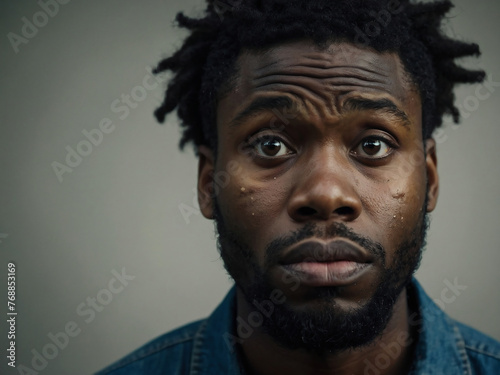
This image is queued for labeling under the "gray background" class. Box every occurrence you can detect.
[1,1,499,374]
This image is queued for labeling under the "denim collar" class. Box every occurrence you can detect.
[189,279,472,375]
[189,287,241,374]
[409,280,472,375]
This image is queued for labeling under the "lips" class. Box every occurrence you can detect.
[278,239,374,287]
[280,239,373,265]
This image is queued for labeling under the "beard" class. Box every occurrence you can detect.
[213,197,429,353]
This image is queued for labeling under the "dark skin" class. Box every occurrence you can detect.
[197,40,439,375]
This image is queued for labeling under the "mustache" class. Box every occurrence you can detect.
[264,222,386,269]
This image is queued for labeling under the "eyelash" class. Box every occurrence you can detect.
[351,135,398,161]
[243,130,398,163]
[246,133,295,159]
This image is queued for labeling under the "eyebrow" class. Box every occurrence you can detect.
[229,96,294,128]
[343,97,411,127]
[228,95,411,128]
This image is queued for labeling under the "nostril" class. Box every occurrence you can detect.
[297,207,317,216]
[335,206,354,216]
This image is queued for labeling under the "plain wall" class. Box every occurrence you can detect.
[1,1,499,374]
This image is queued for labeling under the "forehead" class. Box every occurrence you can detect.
[217,40,419,128]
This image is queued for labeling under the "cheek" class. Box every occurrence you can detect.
[359,168,427,245]
[217,172,290,245]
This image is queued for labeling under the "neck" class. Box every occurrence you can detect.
[235,287,416,375]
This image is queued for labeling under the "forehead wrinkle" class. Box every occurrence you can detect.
[240,46,403,106]
[298,51,394,78]
[229,42,414,130]
[252,57,288,74]
[253,82,334,111]
[252,62,390,84]
[252,74,395,106]
[251,79,401,122]
[250,59,395,101]
[249,45,392,77]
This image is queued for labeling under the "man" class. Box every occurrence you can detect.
[98,0,500,374]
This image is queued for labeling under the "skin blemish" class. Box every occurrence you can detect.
[241,187,246,192]
[392,190,406,200]
[389,214,397,228]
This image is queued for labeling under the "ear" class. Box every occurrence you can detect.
[425,138,439,212]
[197,145,215,219]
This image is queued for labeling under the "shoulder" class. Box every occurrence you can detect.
[95,287,238,375]
[96,319,205,375]
[454,320,500,374]
[409,279,500,374]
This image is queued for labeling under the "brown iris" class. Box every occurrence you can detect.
[361,139,382,156]
[259,138,282,156]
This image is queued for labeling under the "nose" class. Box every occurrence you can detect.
[287,150,362,223]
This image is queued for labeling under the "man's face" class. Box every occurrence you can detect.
[198,40,439,351]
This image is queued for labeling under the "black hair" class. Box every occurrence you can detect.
[153,0,485,152]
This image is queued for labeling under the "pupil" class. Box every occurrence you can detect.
[363,139,381,155]
[262,139,281,156]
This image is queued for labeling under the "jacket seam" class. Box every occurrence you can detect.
[189,319,209,375]
[450,322,473,375]
[464,345,500,361]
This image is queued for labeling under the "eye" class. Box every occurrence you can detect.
[252,135,293,158]
[353,137,393,159]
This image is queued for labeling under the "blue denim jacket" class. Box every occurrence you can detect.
[97,279,500,374]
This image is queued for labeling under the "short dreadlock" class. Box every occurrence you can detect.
[153,0,485,153]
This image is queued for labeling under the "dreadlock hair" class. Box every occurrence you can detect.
[153,0,485,153]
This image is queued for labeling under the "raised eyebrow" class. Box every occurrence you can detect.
[343,97,411,127]
[229,96,294,128]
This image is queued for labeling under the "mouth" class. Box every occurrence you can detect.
[279,239,374,287]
